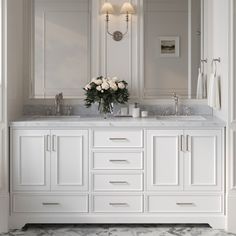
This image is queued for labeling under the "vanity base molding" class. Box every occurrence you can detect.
[9,214,225,230]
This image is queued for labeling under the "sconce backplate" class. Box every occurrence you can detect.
[113,31,123,41]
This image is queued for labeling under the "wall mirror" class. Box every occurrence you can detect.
[142,0,206,99]
[29,0,206,100]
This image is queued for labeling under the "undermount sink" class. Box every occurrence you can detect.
[156,115,206,121]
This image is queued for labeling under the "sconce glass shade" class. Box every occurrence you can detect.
[120,2,135,14]
[101,2,115,14]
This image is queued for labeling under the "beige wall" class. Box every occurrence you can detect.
[7,0,24,120]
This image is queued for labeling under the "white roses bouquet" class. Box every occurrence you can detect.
[84,76,129,115]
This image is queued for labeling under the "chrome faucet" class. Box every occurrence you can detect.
[55,93,63,116]
[172,92,179,116]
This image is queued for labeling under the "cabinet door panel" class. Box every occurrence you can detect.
[147,130,184,191]
[184,130,222,191]
[51,130,88,191]
[12,130,50,191]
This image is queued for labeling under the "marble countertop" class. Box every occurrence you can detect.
[9,115,225,128]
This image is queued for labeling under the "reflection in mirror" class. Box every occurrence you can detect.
[143,0,205,99]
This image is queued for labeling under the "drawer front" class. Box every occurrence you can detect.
[147,195,222,213]
[93,174,143,191]
[93,195,143,213]
[92,152,143,170]
[12,194,88,213]
[93,130,143,148]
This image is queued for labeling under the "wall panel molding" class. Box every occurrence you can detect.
[99,0,140,99]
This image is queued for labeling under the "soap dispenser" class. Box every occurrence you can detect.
[132,103,140,118]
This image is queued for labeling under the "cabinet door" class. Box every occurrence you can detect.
[184,130,222,191]
[147,130,184,191]
[51,130,88,191]
[12,130,50,191]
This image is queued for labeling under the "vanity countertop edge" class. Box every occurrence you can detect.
[9,116,226,128]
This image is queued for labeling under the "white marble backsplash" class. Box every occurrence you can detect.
[23,104,213,117]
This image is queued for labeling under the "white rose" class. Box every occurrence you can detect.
[112,76,119,82]
[101,82,110,90]
[102,78,108,83]
[96,79,103,85]
[92,78,102,85]
[118,82,125,89]
[91,78,96,83]
[84,84,91,90]
[110,82,118,91]
[96,85,102,91]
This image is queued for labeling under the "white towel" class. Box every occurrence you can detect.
[208,73,221,110]
[203,74,207,99]
[196,68,204,99]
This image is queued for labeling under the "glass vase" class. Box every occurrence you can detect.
[98,99,113,119]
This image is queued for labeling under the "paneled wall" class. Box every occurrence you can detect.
[227,0,236,232]
[23,0,140,104]
[33,0,91,98]
[7,0,24,119]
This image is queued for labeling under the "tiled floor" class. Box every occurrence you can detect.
[0,224,236,236]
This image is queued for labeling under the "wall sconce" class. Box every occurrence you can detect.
[101,2,135,41]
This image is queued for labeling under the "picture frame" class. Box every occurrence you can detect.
[159,36,180,57]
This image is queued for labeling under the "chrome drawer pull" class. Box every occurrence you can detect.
[180,135,184,152]
[109,181,129,185]
[186,135,191,152]
[46,135,51,151]
[42,203,60,206]
[109,138,128,141]
[109,160,128,163]
[176,203,194,206]
[109,203,128,207]
[52,135,57,152]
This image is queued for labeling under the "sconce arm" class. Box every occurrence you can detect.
[106,13,114,37]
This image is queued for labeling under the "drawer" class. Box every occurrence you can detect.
[93,195,143,213]
[93,174,143,191]
[12,194,88,213]
[92,151,143,170]
[147,195,222,213]
[93,130,143,148]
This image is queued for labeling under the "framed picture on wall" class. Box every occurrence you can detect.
[159,37,180,57]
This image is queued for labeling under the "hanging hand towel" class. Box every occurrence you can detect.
[208,73,221,110]
[203,74,207,99]
[196,68,204,99]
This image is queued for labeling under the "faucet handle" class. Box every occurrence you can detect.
[58,92,63,100]
[172,92,178,98]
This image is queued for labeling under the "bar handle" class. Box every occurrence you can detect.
[109,160,128,163]
[180,135,184,152]
[46,135,50,152]
[186,135,190,152]
[109,138,128,141]
[109,181,129,185]
[176,202,194,206]
[109,203,128,207]
[52,135,57,152]
[42,203,60,206]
